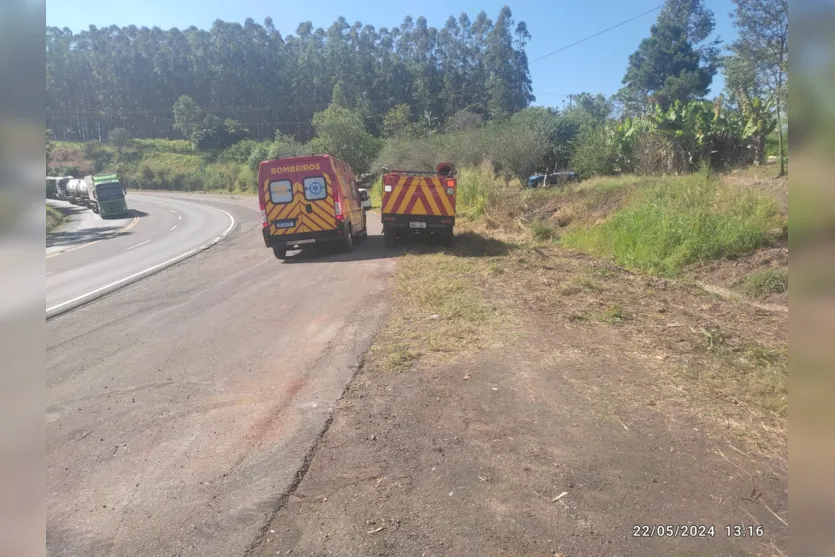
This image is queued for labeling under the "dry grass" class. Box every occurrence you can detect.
[368,233,518,372]
[369,167,788,459]
[379,228,788,458]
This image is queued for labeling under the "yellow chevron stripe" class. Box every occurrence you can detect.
[437,184,455,215]
[422,184,442,215]
[411,196,428,216]
[396,183,417,214]
[309,203,334,227]
[304,210,330,231]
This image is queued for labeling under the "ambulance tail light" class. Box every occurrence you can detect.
[333,188,344,220]
[261,209,269,228]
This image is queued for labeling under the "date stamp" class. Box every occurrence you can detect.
[632,524,717,538]
[632,524,766,539]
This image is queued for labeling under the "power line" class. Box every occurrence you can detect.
[528,4,663,65]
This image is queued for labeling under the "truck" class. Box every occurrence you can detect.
[66,178,87,206]
[82,173,130,218]
[46,176,72,200]
[380,162,457,248]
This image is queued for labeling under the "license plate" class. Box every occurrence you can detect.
[293,239,315,245]
[274,219,296,229]
[409,221,427,229]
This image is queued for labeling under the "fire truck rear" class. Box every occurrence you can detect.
[381,162,457,247]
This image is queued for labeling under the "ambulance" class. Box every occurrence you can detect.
[259,155,368,259]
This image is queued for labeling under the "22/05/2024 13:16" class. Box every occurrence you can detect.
[632,524,765,538]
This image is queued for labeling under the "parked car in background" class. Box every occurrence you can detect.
[527,171,579,188]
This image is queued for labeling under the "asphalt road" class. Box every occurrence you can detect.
[46,196,235,314]
[46,193,395,557]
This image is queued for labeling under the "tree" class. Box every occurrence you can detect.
[493,121,549,185]
[46,8,534,142]
[658,0,721,68]
[445,109,485,132]
[173,95,201,140]
[562,93,613,127]
[191,114,249,151]
[308,104,382,174]
[729,0,788,176]
[618,21,716,113]
[108,128,132,154]
[383,104,412,138]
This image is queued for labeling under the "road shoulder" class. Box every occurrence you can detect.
[255,230,788,557]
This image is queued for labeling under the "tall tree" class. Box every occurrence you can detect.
[618,20,716,113]
[173,95,200,139]
[728,0,788,176]
[46,8,533,142]
[658,0,721,68]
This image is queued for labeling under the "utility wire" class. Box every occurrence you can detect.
[528,4,662,64]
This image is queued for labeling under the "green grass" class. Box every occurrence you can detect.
[562,171,781,276]
[46,205,64,233]
[529,219,554,242]
[736,269,788,298]
[455,162,503,219]
[370,178,383,209]
[601,304,626,323]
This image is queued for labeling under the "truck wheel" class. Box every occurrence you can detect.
[341,224,354,253]
[441,231,454,247]
[384,229,398,248]
[272,247,287,260]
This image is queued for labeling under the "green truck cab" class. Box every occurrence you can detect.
[83,173,130,218]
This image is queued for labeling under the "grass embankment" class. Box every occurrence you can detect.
[561,170,784,276]
[369,165,788,457]
[49,139,256,194]
[46,205,64,233]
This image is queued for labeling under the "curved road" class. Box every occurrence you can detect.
[46,195,234,314]
[47,192,395,557]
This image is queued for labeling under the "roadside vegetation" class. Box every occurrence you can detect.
[46,205,64,233]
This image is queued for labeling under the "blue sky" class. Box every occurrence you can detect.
[46,0,738,108]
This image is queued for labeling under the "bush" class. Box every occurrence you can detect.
[219,139,258,164]
[571,127,617,178]
[248,143,270,171]
[46,205,64,233]
[455,161,504,219]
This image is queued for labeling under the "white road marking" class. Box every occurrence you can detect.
[124,239,152,251]
[46,249,199,313]
[46,202,236,316]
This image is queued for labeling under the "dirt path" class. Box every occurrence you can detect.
[253,234,788,557]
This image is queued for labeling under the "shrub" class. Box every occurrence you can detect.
[219,139,258,164]
[455,161,503,219]
[571,126,617,178]
[248,143,270,171]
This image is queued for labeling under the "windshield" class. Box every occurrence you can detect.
[96,184,124,200]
